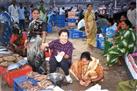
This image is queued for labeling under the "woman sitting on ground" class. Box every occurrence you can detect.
[70,51,104,86]
[10,24,27,56]
[41,29,74,83]
[105,20,136,66]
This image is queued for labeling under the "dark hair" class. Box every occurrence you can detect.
[120,15,127,18]
[30,4,33,8]
[98,14,105,18]
[108,18,114,25]
[12,23,20,34]
[40,0,44,3]
[80,51,92,61]
[130,1,136,6]
[129,1,136,9]
[122,20,132,28]
[58,29,69,37]
[87,4,93,7]
[32,8,40,13]
[19,2,22,6]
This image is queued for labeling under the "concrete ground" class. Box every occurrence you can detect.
[1,29,129,91]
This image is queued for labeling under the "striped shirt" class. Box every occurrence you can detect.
[49,39,74,59]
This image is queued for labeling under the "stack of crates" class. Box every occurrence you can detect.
[67,11,86,39]
[3,65,32,87]
[55,15,65,27]
[67,11,77,28]
[0,22,12,46]
[0,12,12,46]
[69,29,86,39]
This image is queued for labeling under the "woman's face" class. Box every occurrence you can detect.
[32,10,40,20]
[59,32,68,44]
[81,58,89,65]
[87,5,92,12]
[121,21,128,30]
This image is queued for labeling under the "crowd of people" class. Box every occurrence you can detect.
[0,0,136,90]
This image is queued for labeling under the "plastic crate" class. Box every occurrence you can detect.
[56,15,65,20]
[100,26,107,34]
[67,18,77,23]
[56,20,65,23]
[47,24,52,33]
[14,76,38,91]
[65,22,68,26]
[68,11,76,17]
[96,34,105,49]
[0,66,6,75]
[0,22,12,46]
[3,65,32,87]
[69,29,86,39]
[56,23,65,27]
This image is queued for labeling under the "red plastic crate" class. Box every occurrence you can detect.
[0,66,6,75]
[3,65,32,87]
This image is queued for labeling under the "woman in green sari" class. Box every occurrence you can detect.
[106,20,136,66]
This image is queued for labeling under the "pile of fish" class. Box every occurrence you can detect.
[20,72,53,91]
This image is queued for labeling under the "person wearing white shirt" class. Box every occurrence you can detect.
[18,3,25,31]
[29,4,34,21]
[127,2,136,27]
[59,7,65,15]
[77,18,85,31]
[8,0,19,23]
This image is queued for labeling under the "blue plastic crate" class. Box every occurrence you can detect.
[65,22,68,26]
[56,23,65,27]
[56,21,65,24]
[69,29,86,39]
[67,18,77,23]
[14,76,27,91]
[14,76,38,91]
[100,26,107,34]
[96,34,105,49]
[0,22,12,46]
[56,15,65,20]
[47,24,52,33]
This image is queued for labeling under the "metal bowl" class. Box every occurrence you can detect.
[47,73,65,86]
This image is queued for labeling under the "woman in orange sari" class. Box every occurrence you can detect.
[70,51,104,86]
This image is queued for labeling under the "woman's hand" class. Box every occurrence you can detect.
[85,23,89,30]
[12,43,17,48]
[58,51,65,56]
[80,80,91,87]
[40,43,49,50]
[85,26,89,35]
[80,80,85,86]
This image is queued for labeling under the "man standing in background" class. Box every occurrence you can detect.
[8,0,19,23]
[127,2,136,28]
[18,3,25,31]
